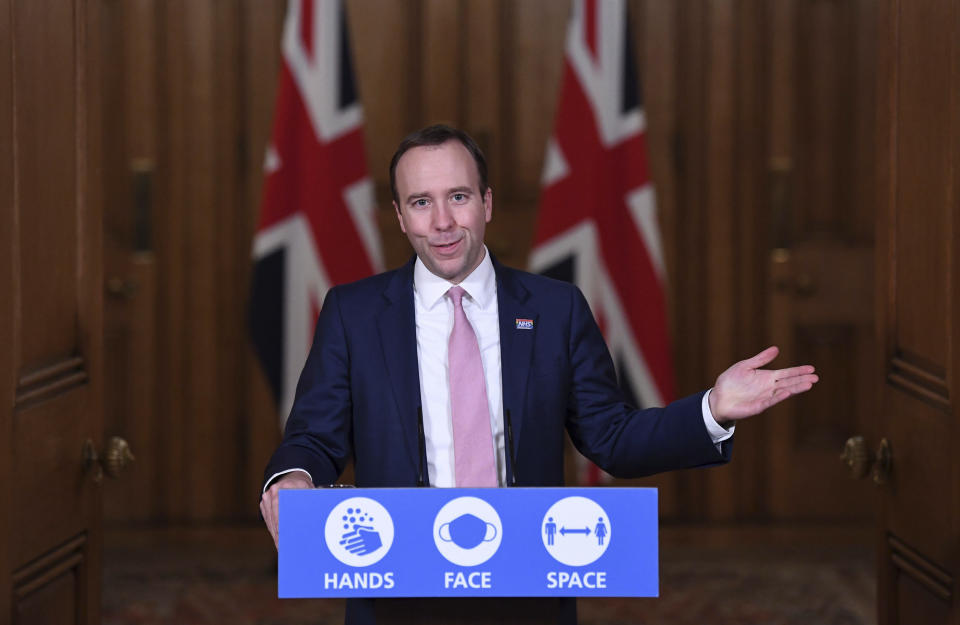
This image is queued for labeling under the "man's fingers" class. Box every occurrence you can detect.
[775,372,818,386]
[771,380,815,402]
[774,365,816,379]
[260,491,280,550]
[743,345,779,369]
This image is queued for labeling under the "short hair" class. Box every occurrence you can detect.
[389,124,489,205]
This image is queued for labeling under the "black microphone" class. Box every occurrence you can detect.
[505,408,518,486]
[416,406,429,487]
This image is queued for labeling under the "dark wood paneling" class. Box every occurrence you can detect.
[15,0,81,371]
[762,0,877,522]
[4,0,103,621]
[0,0,14,615]
[893,0,952,376]
[239,0,286,505]
[13,535,88,625]
[875,0,960,622]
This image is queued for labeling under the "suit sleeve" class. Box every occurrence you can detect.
[262,287,353,489]
[562,287,731,478]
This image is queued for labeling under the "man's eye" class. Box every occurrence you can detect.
[414,198,429,207]
[452,193,466,202]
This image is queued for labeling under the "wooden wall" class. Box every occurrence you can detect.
[99,0,877,524]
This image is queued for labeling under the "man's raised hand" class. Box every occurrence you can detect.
[708,346,818,425]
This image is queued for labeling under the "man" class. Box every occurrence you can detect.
[260,125,818,624]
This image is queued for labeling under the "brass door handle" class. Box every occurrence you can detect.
[841,436,892,485]
[82,437,135,483]
[872,438,892,485]
[841,435,871,479]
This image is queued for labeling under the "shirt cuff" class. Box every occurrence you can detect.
[702,389,735,445]
[262,468,313,495]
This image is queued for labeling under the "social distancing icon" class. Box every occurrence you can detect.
[541,496,611,566]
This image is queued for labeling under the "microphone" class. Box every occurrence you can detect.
[416,406,429,487]
[505,408,518,486]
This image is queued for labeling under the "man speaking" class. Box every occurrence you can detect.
[260,125,818,624]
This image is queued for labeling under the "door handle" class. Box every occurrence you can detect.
[82,437,135,483]
[841,435,892,485]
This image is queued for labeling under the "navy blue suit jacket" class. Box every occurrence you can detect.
[265,256,730,488]
[263,257,732,623]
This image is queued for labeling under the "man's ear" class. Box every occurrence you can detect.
[483,187,493,223]
[394,201,406,234]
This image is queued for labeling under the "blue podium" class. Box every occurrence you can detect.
[279,487,658,598]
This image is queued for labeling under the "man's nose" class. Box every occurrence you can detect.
[432,202,454,230]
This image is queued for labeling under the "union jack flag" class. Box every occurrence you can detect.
[250,0,383,427]
[530,0,675,484]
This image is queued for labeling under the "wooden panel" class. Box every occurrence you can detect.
[503,0,567,201]
[0,0,14,614]
[14,0,81,371]
[4,0,103,620]
[463,0,501,189]
[875,0,960,621]
[883,390,953,565]
[883,535,952,625]
[13,535,88,625]
[701,0,737,522]
[240,0,286,504]
[12,392,98,567]
[895,574,950,625]
[103,258,158,522]
[767,244,875,519]
[15,571,78,624]
[349,0,416,200]
[892,0,952,373]
[763,0,877,522]
[421,0,461,124]
[15,357,88,407]
[626,1,683,520]
[794,0,859,237]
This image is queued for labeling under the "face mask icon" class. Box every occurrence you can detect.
[438,513,498,549]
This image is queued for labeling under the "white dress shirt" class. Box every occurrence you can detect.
[265,247,733,491]
[414,249,504,486]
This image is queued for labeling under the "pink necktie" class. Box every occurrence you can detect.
[447,286,498,487]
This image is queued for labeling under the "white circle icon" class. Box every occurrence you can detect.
[324,497,394,567]
[433,497,503,567]
[541,496,611,566]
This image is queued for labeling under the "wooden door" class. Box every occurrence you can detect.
[763,0,878,521]
[875,0,960,622]
[101,0,160,523]
[0,0,104,623]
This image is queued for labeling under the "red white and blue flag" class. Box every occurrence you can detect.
[250,0,383,427]
[530,0,675,484]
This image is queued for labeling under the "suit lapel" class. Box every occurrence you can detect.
[377,258,421,468]
[494,259,537,453]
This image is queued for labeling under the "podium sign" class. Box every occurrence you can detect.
[279,487,657,598]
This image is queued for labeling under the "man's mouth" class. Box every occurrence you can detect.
[432,238,462,254]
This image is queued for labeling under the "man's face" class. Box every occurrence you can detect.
[393,140,492,284]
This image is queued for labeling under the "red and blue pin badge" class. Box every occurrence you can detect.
[515,318,534,330]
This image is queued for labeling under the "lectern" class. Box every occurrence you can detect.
[279,488,658,623]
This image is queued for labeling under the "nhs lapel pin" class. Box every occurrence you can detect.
[515,318,534,330]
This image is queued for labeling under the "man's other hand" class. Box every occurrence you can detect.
[260,471,314,549]
[709,345,818,425]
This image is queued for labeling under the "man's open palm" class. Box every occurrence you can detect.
[708,346,818,424]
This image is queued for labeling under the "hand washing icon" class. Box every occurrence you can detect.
[438,514,497,549]
[433,497,503,566]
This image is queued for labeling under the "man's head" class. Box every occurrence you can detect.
[391,125,493,284]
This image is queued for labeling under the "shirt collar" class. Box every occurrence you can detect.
[414,246,496,311]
